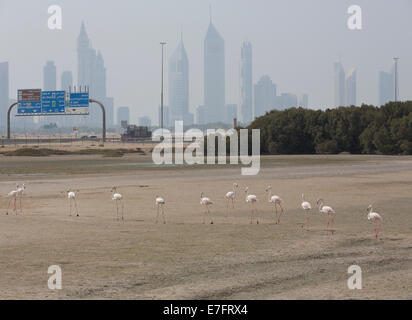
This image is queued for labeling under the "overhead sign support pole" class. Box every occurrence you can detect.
[7,102,18,139]
[89,99,106,142]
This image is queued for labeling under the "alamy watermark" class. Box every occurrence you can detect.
[347,265,362,289]
[48,265,62,290]
[151,121,260,175]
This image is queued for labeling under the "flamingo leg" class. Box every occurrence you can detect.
[325,214,330,235]
[69,198,72,216]
[255,203,259,224]
[13,197,17,214]
[278,203,284,224]
[7,198,12,215]
[19,197,23,214]
[305,210,310,230]
[116,201,119,221]
[274,205,278,224]
[250,204,253,224]
[121,200,124,221]
[162,205,166,224]
[232,198,234,209]
[374,220,377,241]
[74,198,79,217]
[156,205,159,224]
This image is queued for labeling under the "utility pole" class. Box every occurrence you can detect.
[160,42,166,133]
[393,57,399,102]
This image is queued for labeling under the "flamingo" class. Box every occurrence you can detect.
[6,184,19,215]
[200,192,213,224]
[155,195,166,224]
[245,187,259,224]
[67,189,79,217]
[265,185,284,224]
[225,183,238,216]
[111,187,124,221]
[301,194,312,230]
[367,205,383,241]
[317,198,335,235]
[15,184,25,214]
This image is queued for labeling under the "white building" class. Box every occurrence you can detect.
[345,68,357,106]
[254,75,276,118]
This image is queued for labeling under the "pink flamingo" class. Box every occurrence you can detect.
[225,183,238,216]
[301,194,312,230]
[245,187,259,224]
[367,205,383,241]
[265,185,284,224]
[155,195,166,224]
[200,192,214,224]
[6,184,20,215]
[317,198,335,235]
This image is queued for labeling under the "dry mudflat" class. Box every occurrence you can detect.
[0,153,411,299]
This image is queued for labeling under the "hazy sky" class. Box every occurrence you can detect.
[1,0,411,123]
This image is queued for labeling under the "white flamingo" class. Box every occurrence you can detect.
[265,185,284,224]
[6,184,19,215]
[317,198,335,234]
[245,187,259,224]
[111,187,124,221]
[67,189,79,217]
[225,183,238,216]
[155,195,166,224]
[367,205,383,241]
[200,192,214,224]
[301,194,312,230]
[16,184,25,214]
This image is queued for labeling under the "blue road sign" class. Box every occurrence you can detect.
[67,92,89,114]
[41,91,66,114]
[17,89,42,114]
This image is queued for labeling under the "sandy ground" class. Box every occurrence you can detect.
[0,153,411,299]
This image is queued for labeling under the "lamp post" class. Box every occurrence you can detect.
[160,42,166,134]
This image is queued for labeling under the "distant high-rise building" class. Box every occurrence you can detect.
[239,41,253,124]
[169,36,191,124]
[254,75,276,118]
[0,62,9,129]
[204,18,225,123]
[77,22,110,127]
[379,71,394,106]
[61,71,73,91]
[196,105,206,125]
[225,104,237,124]
[117,106,130,126]
[43,61,56,91]
[299,94,309,108]
[138,116,152,127]
[280,93,298,110]
[334,62,345,107]
[345,68,357,106]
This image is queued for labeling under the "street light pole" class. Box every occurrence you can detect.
[393,57,399,102]
[160,42,166,134]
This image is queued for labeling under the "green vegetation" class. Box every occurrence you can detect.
[248,101,412,155]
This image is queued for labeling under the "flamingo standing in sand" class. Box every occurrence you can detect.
[301,194,312,230]
[6,184,19,215]
[111,187,124,221]
[367,205,383,241]
[155,195,166,224]
[67,189,79,217]
[265,185,284,224]
[317,198,335,234]
[200,192,214,224]
[225,183,238,216]
[245,187,259,224]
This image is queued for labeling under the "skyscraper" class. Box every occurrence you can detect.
[204,18,225,124]
[43,61,56,91]
[379,71,394,106]
[117,106,130,126]
[61,71,73,91]
[225,104,237,124]
[77,22,113,127]
[345,68,357,106]
[299,94,309,108]
[239,41,253,124]
[334,62,345,107]
[254,75,276,118]
[196,105,206,125]
[169,36,191,124]
[0,62,9,129]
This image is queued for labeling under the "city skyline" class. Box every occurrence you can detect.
[0,0,411,126]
